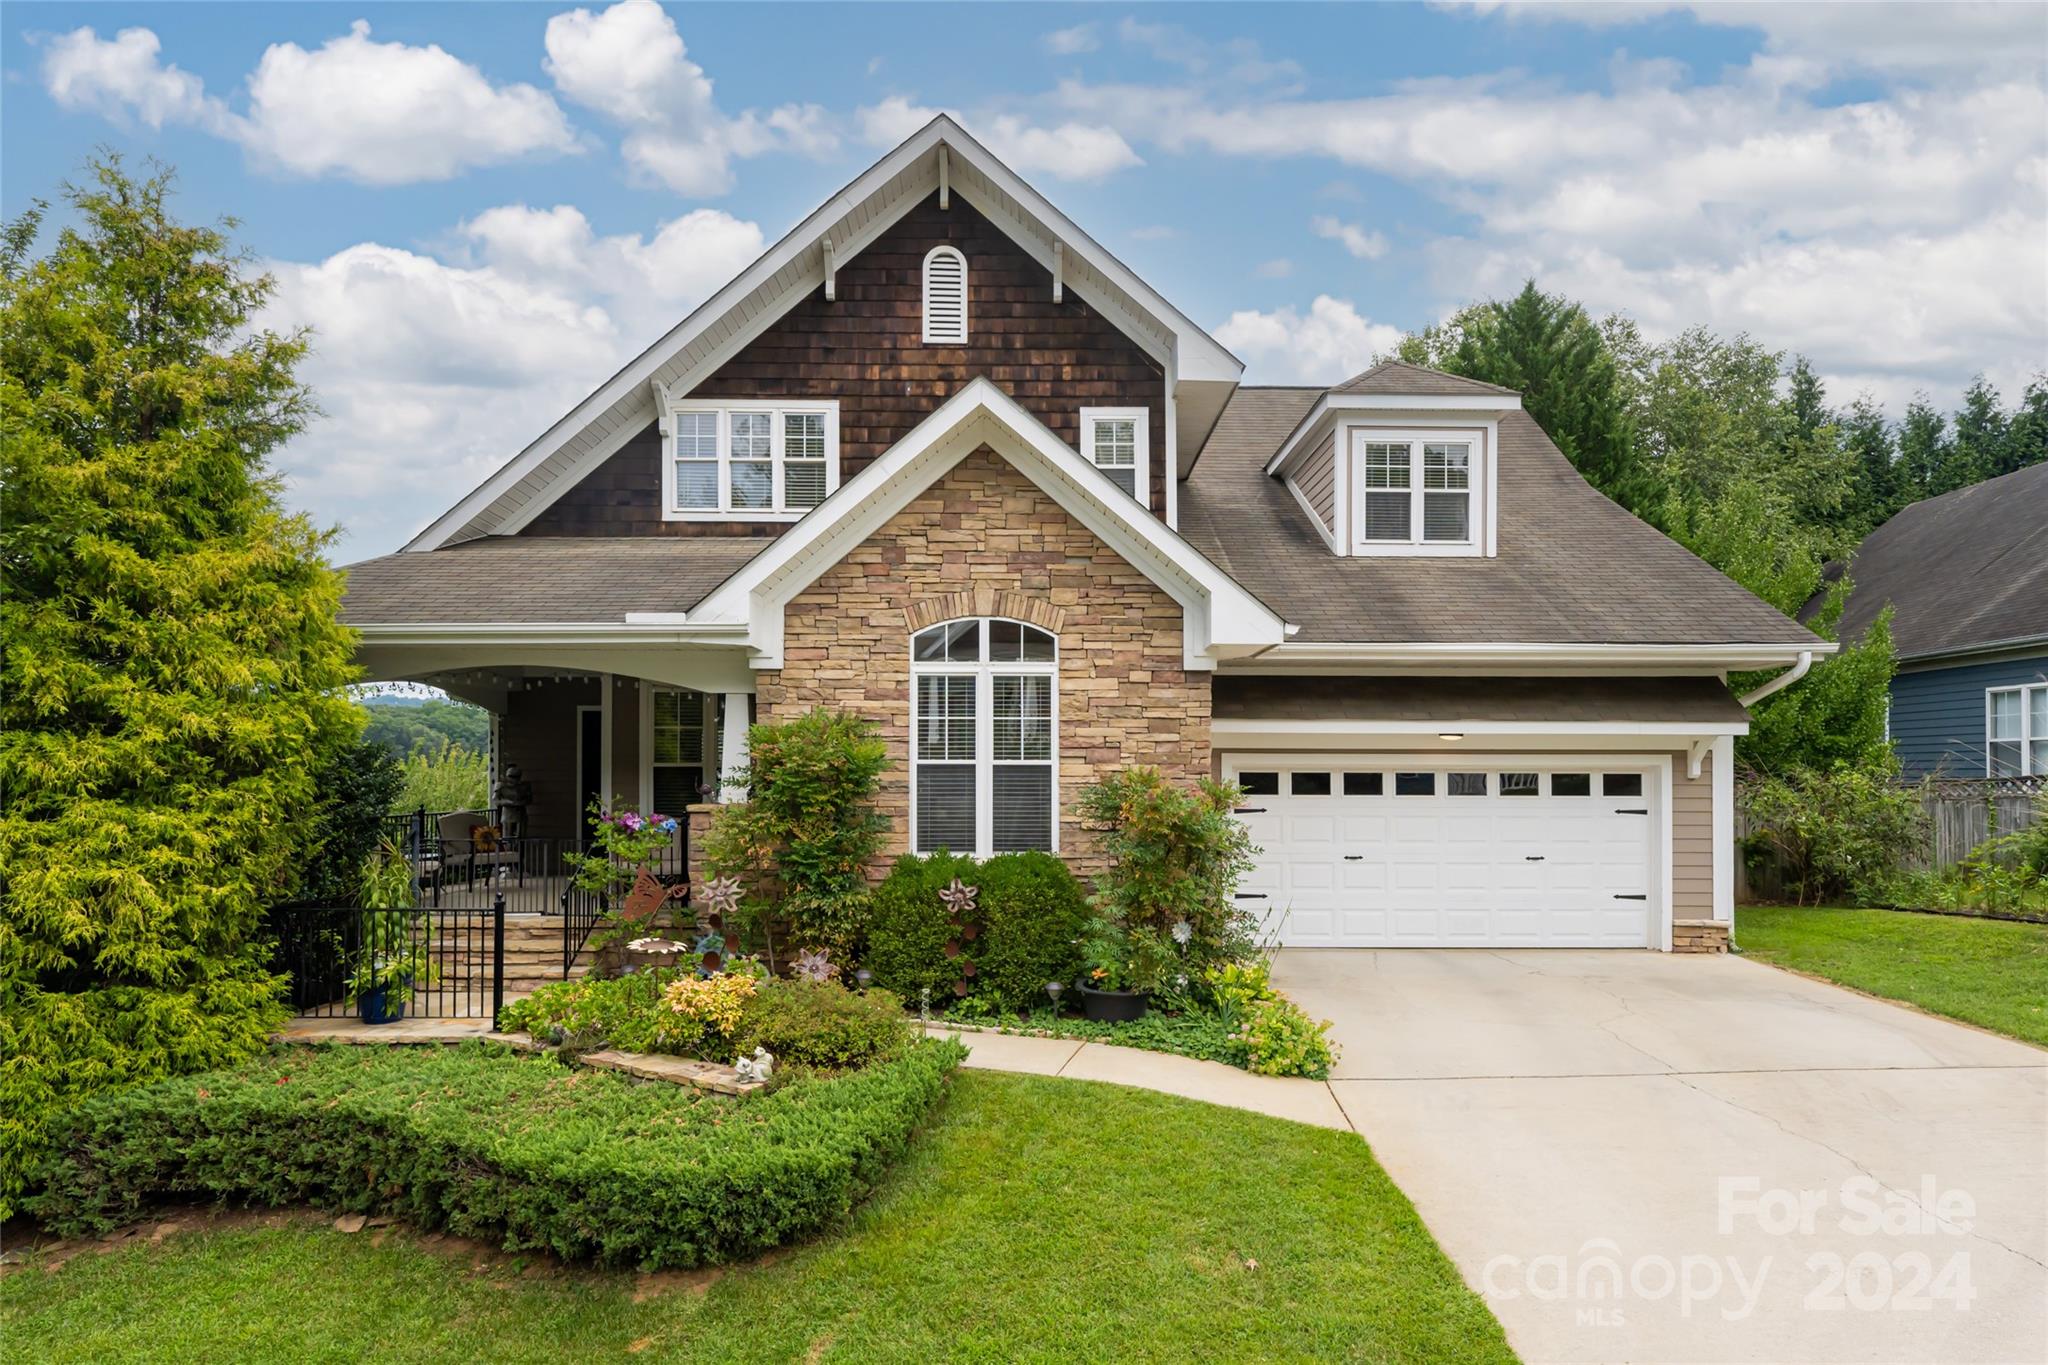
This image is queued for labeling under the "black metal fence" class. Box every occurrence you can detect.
[269,901,506,1021]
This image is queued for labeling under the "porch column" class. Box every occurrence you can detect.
[719,692,751,802]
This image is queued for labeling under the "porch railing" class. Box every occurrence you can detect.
[558,840,690,975]
[268,900,506,1021]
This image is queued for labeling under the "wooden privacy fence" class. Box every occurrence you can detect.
[1738,776,2044,904]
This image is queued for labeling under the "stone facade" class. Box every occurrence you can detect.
[1672,919,1731,953]
[756,444,1210,874]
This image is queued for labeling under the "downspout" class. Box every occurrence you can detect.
[1736,649,1814,708]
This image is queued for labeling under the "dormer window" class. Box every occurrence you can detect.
[922,246,968,344]
[1080,407,1149,505]
[1345,428,1490,557]
[660,399,840,522]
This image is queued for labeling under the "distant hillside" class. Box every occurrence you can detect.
[360,696,489,758]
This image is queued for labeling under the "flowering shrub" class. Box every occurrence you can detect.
[565,801,680,903]
[663,971,758,1036]
[1203,958,1336,1080]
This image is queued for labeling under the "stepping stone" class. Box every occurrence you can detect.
[579,1049,763,1096]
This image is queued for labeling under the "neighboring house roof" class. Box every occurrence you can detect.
[1827,461,2048,662]
[1331,360,1520,398]
[1215,675,1750,727]
[406,114,1242,551]
[339,537,763,624]
[1181,386,1822,651]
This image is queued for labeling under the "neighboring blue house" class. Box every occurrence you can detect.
[1821,462,2048,779]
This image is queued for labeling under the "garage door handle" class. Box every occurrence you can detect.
[1524,855,1545,861]
[1234,892,1268,900]
[1614,808,1649,815]
[1234,807,1266,814]
[1343,855,1364,861]
[1613,894,1647,901]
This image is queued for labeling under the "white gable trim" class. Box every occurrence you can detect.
[406,115,1241,552]
[1265,391,1522,478]
[688,379,1287,671]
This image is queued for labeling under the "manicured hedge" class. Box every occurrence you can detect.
[864,851,1089,1013]
[27,1038,966,1269]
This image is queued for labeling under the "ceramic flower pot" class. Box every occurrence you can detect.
[358,981,410,1025]
[1077,983,1148,1023]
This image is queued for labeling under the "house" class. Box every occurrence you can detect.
[1825,462,2048,779]
[337,116,1828,956]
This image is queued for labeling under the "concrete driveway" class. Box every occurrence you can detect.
[1272,950,2048,1365]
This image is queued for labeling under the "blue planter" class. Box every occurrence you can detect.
[358,982,410,1025]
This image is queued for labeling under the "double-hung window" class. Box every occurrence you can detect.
[663,401,840,520]
[912,618,1057,856]
[1080,407,1149,505]
[1987,683,2048,777]
[649,689,708,813]
[1349,430,1482,553]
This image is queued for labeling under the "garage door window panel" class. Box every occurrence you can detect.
[1343,772,1384,796]
[1291,772,1333,796]
[1238,771,1279,796]
[1551,773,1592,796]
[1603,774,1645,797]
[1448,772,1488,796]
[1395,772,1436,796]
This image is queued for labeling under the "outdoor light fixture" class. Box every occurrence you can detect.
[1045,980,1066,1013]
[854,967,873,992]
[1438,732,1465,742]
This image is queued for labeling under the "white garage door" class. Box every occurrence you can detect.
[1229,763,1656,948]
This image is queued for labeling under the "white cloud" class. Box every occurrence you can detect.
[263,205,765,557]
[40,25,219,129]
[543,0,837,195]
[1311,215,1390,260]
[1043,23,1100,56]
[1213,296,1405,385]
[857,96,1141,181]
[39,21,577,184]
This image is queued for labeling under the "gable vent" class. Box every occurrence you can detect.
[922,246,968,345]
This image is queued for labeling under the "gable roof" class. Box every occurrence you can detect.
[684,377,1287,670]
[405,115,1242,552]
[1829,461,2048,661]
[1182,387,1823,659]
[1332,360,1520,398]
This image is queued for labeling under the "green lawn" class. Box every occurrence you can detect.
[2,1071,1512,1363]
[1739,905,2048,1047]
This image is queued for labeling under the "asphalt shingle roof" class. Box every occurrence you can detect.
[1827,462,2048,660]
[339,537,765,624]
[1331,360,1521,397]
[1181,384,1820,646]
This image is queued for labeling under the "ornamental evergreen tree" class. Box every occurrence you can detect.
[1439,282,1665,521]
[0,158,360,1212]
[1895,397,1949,501]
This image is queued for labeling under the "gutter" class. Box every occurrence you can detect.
[1736,649,1814,707]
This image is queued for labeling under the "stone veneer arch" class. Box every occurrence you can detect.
[904,589,1067,637]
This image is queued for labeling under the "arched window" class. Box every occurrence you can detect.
[911,618,1055,855]
[921,245,968,345]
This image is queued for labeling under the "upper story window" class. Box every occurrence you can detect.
[911,617,1056,857]
[662,400,839,522]
[1080,407,1149,505]
[1347,428,1488,557]
[922,246,968,344]
[1988,684,2047,776]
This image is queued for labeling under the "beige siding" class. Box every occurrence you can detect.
[610,676,641,811]
[1293,430,1338,531]
[1671,749,1714,917]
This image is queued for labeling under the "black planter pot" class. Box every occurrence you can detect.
[1078,984,1149,1023]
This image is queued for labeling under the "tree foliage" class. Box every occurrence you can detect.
[0,158,359,1212]
[359,695,490,760]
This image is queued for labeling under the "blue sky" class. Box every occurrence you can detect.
[6,2,2044,559]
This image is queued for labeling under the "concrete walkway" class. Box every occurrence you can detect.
[1273,949,2048,1365]
[924,1023,1353,1130]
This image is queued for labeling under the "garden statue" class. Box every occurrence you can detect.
[735,1046,775,1083]
[492,764,532,840]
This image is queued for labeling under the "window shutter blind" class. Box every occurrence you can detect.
[922,248,968,344]
[917,765,976,852]
[1423,492,1469,541]
[992,766,1053,851]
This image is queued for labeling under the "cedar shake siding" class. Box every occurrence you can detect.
[522,193,1168,538]
[757,444,1210,875]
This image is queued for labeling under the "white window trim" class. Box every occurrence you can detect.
[1079,406,1150,510]
[659,398,841,522]
[1986,683,2047,777]
[909,618,1060,859]
[640,685,714,812]
[1344,424,1493,558]
[921,245,969,345]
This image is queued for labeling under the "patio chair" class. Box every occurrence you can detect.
[434,809,523,888]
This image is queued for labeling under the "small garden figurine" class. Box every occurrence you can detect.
[735,1046,775,1083]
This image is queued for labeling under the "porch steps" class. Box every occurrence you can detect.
[432,918,604,996]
